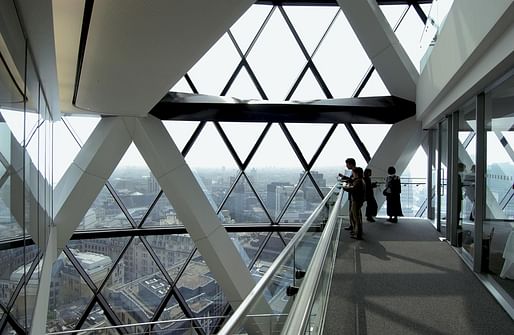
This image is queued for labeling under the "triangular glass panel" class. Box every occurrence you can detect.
[143,234,195,282]
[279,231,296,245]
[358,69,390,97]
[0,109,27,144]
[156,294,190,334]
[280,173,326,224]
[229,4,273,55]
[66,237,131,287]
[188,34,241,96]
[311,124,367,189]
[170,77,194,93]
[284,123,332,164]
[79,303,118,334]
[229,232,269,267]
[2,321,15,335]
[11,257,42,331]
[420,4,432,18]
[100,237,170,329]
[394,6,425,72]
[246,9,306,101]
[249,233,294,311]
[53,118,82,185]
[288,67,327,101]
[46,252,94,333]
[0,244,39,308]
[283,6,339,56]
[77,185,132,230]
[62,115,100,147]
[246,124,305,211]
[379,4,409,29]
[142,192,183,227]
[219,174,270,224]
[218,122,267,165]
[163,120,200,154]
[353,124,392,159]
[0,176,25,240]
[185,122,240,210]
[175,250,228,333]
[312,11,372,98]
[108,143,160,225]
[224,66,264,100]
[400,145,428,217]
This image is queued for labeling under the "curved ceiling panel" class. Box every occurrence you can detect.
[73,0,254,116]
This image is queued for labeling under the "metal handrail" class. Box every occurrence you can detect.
[280,183,344,334]
[218,183,342,335]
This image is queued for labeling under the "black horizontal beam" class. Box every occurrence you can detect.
[150,92,415,124]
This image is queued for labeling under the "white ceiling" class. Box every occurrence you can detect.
[53,0,255,117]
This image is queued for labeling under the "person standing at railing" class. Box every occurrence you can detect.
[343,167,365,240]
[383,166,403,223]
[364,168,378,222]
[338,158,356,232]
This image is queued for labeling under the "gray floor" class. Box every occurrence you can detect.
[324,217,514,335]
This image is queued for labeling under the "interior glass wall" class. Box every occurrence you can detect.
[457,99,476,257]
[0,0,54,331]
[484,72,514,300]
[438,119,449,233]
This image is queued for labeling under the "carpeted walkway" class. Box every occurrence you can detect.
[324,217,514,335]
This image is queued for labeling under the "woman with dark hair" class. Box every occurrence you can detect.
[383,166,403,223]
[343,167,366,239]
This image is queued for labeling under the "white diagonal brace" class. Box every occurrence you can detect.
[337,0,419,101]
[54,117,132,249]
[129,115,265,311]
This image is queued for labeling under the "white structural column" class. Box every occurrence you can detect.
[367,116,425,209]
[53,117,133,249]
[130,116,262,310]
[337,0,419,101]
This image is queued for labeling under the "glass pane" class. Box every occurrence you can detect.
[144,234,195,281]
[108,143,160,225]
[230,4,272,55]
[485,76,514,300]
[288,68,327,101]
[280,174,325,224]
[185,122,240,210]
[353,124,392,159]
[224,66,265,100]
[77,186,132,230]
[62,115,100,146]
[156,294,190,334]
[380,5,409,29]
[399,146,429,218]
[79,303,118,334]
[283,6,339,56]
[250,233,286,283]
[142,192,183,227]
[246,124,304,217]
[219,122,267,164]
[311,124,367,187]
[11,258,42,331]
[394,6,425,72]
[163,120,200,154]
[46,252,94,332]
[229,232,269,267]
[175,251,228,334]
[100,237,170,330]
[0,176,24,240]
[246,9,306,100]
[313,10,371,98]
[284,123,331,165]
[53,118,81,185]
[188,34,241,96]
[358,70,391,97]
[220,174,270,224]
[170,77,194,93]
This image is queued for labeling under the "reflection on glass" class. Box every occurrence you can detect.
[439,119,449,230]
[457,99,476,256]
[485,75,514,302]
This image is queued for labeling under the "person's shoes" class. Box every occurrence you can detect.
[391,218,398,223]
[367,217,375,222]
[386,218,393,222]
[350,235,363,240]
[344,226,352,230]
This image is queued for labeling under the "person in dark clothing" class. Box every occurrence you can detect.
[364,168,378,222]
[339,158,356,231]
[384,166,403,223]
[343,167,366,239]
